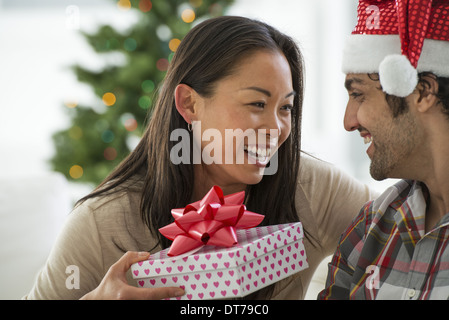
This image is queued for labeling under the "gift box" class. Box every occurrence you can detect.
[131,222,308,300]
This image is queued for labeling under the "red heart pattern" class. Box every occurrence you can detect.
[131,222,307,300]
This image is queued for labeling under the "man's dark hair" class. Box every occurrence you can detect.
[369,73,449,118]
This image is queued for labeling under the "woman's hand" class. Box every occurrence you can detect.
[80,251,185,300]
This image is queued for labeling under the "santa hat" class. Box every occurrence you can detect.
[342,0,449,97]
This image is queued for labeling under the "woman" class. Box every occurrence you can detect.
[25,16,376,300]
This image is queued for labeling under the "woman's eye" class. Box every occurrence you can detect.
[281,104,293,111]
[250,102,266,108]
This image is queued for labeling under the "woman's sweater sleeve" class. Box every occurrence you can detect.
[23,203,104,299]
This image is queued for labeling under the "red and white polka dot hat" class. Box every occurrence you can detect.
[342,0,449,97]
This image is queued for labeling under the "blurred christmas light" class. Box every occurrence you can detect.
[181,8,195,23]
[156,25,172,41]
[124,37,137,51]
[64,100,78,108]
[125,118,138,132]
[104,147,117,161]
[102,92,116,106]
[69,165,83,179]
[120,112,133,124]
[120,113,138,132]
[141,79,155,93]
[126,135,140,151]
[138,95,152,109]
[169,38,181,52]
[139,0,152,12]
[101,130,115,143]
[117,0,131,11]
[69,126,83,140]
[156,58,169,71]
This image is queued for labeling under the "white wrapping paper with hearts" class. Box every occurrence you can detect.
[131,222,308,300]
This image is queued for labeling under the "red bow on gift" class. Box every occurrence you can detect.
[159,186,264,256]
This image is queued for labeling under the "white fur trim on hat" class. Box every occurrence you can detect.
[379,54,418,97]
[342,34,449,78]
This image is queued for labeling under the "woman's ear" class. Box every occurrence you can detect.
[174,84,199,124]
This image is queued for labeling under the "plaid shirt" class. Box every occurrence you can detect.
[318,180,449,300]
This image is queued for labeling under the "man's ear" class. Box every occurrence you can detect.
[174,84,199,124]
[415,74,439,113]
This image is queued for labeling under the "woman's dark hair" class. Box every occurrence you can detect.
[78,16,305,251]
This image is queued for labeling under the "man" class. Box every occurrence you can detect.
[319,0,449,299]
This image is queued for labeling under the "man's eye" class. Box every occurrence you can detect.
[350,92,365,102]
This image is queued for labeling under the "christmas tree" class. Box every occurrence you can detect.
[51,0,234,185]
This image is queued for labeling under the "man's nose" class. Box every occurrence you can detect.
[343,101,360,132]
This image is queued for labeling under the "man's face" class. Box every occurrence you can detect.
[343,73,420,181]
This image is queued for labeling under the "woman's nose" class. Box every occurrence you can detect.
[264,111,282,141]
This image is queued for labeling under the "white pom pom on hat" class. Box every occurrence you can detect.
[379,54,418,98]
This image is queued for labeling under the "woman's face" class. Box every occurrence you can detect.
[191,50,295,195]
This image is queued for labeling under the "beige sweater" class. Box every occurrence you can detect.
[24,155,376,299]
